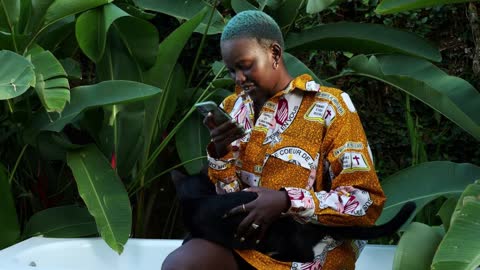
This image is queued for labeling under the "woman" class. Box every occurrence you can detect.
[162,10,385,270]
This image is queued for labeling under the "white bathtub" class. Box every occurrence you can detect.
[0,237,396,270]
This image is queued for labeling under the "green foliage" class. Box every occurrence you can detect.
[432,180,480,269]
[393,222,444,270]
[347,54,480,140]
[29,48,70,112]
[0,163,20,249]
[0,50,35,99]
[285,22,441,62]
[67,145,132,254]
[1,1,480,266]
[23,205,97,238]
[376,0,476,15]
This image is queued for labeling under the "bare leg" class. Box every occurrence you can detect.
[161,239,240,270]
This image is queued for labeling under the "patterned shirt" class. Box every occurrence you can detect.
[207,74,386,270]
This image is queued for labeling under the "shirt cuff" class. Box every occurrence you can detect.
[283,187,316,223]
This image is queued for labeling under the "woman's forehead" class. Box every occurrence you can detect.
[221,38,266,61]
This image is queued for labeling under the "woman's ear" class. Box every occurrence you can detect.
[271,43,282,69]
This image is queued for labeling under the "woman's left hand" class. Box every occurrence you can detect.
[226,187,290,244]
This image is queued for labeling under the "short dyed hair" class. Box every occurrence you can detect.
[221,10,284,49]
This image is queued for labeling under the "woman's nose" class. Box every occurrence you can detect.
[235,70,246,85]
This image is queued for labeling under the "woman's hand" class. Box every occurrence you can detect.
[226,187,291,244]
[204,112,245,158]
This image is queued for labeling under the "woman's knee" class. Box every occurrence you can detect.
[161,249,193,270]
[161,239,239,270]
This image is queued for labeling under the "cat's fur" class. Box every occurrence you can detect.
[172,171,415,262]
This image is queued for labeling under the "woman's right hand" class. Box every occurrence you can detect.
[204,112,245,158]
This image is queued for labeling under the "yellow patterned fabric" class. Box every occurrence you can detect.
[207,74,385,269]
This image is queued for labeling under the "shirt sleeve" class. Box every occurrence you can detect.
[283,91,386,226]
[206,95,242,194]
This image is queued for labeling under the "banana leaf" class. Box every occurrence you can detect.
[393,222,444,270]
[377,161,480,225]
[133,0,224,34]
[348,54,480,140]
[23,205,97,238]
[375,0,475,15]
[26,80,161,134]
[67,145,131,254]
[29,48,70,112]
[0,50,35,99]
[285,22,441,62]
[432,180,480,270]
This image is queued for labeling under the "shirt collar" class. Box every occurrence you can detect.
[235,73,321,98]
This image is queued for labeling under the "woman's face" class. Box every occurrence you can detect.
[221,38,279,104]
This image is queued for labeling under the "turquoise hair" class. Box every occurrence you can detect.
[220,10,284,49]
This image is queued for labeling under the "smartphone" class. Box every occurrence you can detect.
[194,101,232,125]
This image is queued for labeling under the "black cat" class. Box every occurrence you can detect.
[172,171,415,263]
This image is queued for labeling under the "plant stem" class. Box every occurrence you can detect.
[129,156,207,196]
[134,190,145,237]
[186,0,218,87]
[8,145,28,185]
[134,66,225,185]
[6,99,14,113]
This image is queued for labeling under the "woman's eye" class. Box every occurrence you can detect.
[240,64,252,72]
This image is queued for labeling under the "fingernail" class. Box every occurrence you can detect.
[240,237,245,242]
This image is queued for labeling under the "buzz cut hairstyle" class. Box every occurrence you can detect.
[220,10,285,49]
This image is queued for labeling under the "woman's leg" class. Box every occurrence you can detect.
[161,239,240,270]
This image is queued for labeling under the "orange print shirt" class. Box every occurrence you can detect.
[207,74,386,270]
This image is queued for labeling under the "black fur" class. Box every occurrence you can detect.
[172,171,415,262]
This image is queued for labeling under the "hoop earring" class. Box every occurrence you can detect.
[273,61,279,69]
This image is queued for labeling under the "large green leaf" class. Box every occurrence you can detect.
[20,0,112,52]
[269,0,305,31]
[0,163,20,249]
[36,132,83,161]
[76,3,129,62]
[348,54,480,140]
[36,16,75,54]
[23,205,97,238]
[437,197,458,232]
[375,0,475,15]
[96,16,158,79]
[393,222,444,270]
[67,145,131,254]
[0,50,35,99]
[0,0,20,32]
[306,0,344,13]
[141,8,207,165]
[432,181,480,270]
[133,0,225,34]
[232,0,258,12]
[285,22,441,62]
[175,112,209,175]
[43,0,112,28]
[377,161,480,225]
[28,80,161,133]
[29,48,70,112]
[284,52,321,82]
[98,104,146,178]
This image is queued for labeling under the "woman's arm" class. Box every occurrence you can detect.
[283,91,386,226]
